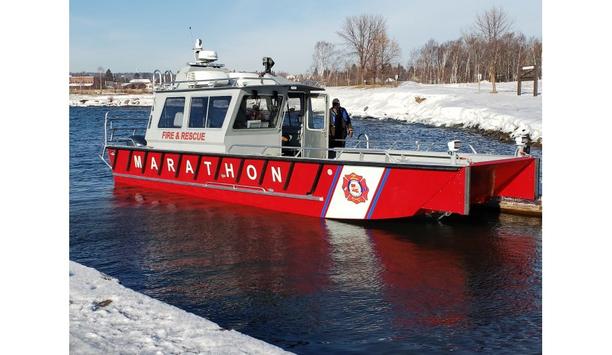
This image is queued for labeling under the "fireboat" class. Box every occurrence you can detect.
[99,39,539,220]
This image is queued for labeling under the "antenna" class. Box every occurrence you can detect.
[188,26,194,46]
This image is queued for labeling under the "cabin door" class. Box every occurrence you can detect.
[303,94,329,158]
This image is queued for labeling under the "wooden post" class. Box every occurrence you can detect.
[533,64,538,96]
[517,51,522,95]
[517,67,522,95]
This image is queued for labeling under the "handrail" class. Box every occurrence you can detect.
[164,70,174,84]
[345,137,480,155]
[153,70,163,88]
[99,113,149,169]
[99,112,112,169]
[356,133,370,149]
[173,77,279,85]
[226,143,462,166]
[151,73,283,91]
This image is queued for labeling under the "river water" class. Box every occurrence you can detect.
[70,107,541,354]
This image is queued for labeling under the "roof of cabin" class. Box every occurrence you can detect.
[286,83,325,92]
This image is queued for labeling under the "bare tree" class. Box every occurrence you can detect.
[461,33,484,82]
[406,30,538,85]
[474,7,512,93]
[419,39,438,83]
[370,32,401,83]
[446,40,462,83]
[311,41,336,82]
[528,37,542,78]
[306,8,537,88]
[337,14,386,85]
[97,66,105,93]
[328,48,348,85]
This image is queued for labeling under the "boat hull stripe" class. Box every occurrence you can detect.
[366,168,391,219]
[320,167,342,218]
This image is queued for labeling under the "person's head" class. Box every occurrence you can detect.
[332,98,340,108]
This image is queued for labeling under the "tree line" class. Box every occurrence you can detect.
[307,7,542,90]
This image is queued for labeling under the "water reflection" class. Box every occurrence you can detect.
[102,186,540,352]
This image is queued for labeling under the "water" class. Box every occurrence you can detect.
[70,107,541,354]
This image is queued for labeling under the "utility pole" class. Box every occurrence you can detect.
[97,66,104,94]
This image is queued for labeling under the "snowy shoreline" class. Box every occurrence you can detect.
[70,94,152,107]
[326,81,541,142]
[69,261,291,354]
[69,80,542,142]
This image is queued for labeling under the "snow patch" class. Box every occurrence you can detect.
[69,261,291,354]
[70,94,153,107]
[326,81,542,141]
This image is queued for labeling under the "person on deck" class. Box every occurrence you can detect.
[329,98,353,152]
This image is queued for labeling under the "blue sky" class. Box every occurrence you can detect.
[70,0,541,74]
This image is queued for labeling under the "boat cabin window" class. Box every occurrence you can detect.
[208,96,232,128]
[158,97,185,128]
[282,97,303,128]
[308,96,326,130]
[282,96,303,154]
[233,94,283,129]
[188,96,232,129]
[189,97,208,128]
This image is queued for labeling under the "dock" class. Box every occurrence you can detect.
[481,197,542,217]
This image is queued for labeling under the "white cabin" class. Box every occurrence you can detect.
[144,40,330,159]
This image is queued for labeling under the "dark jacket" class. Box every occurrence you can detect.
[330,107,352,139]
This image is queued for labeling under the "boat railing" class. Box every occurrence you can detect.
[227,143,464,166]
[152,71,282,91]
[348,137,478,154]
[99,112,149,168]
[349,137,414,150]
[355,133,370,149]
[153,70,176,90]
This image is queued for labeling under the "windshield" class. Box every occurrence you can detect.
[233,94,283,129]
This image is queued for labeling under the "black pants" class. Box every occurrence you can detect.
[329,135,346,158]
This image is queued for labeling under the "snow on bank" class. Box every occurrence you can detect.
[70,94,153,107]
[69,80,541,141]
[326,81,542,141]
[69,261,291,354]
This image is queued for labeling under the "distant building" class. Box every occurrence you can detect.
[69,76,94,87]
[69,76,95,93]
[122,78,152,90]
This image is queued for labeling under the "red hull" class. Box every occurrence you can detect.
[108,147,539,220]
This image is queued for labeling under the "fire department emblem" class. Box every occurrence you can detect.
[342,172,369,204]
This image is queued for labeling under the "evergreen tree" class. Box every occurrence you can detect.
[105,69,114,82]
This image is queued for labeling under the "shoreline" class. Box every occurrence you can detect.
[326,81,542,143]
[69,261,291,354]
[356,115,543,146]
